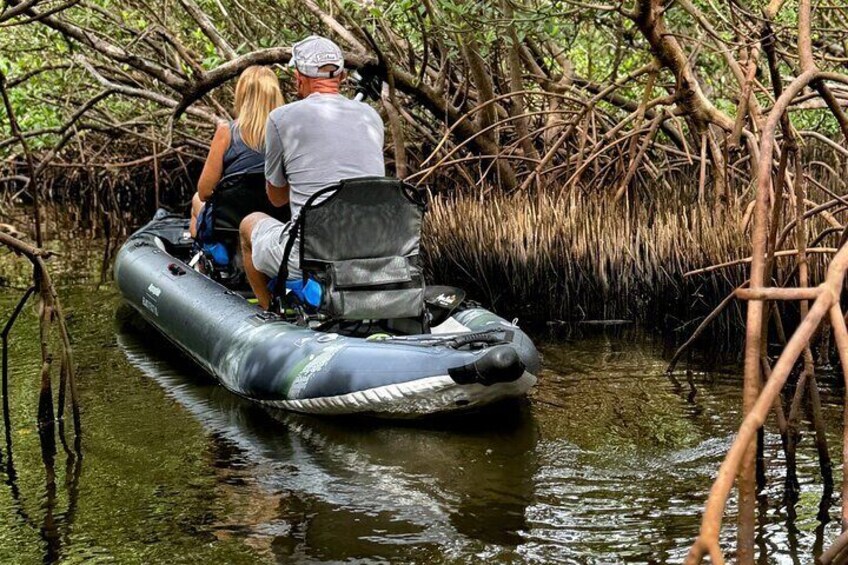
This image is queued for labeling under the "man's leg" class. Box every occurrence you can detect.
[240,212,273,309]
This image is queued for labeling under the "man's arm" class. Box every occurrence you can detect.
[264,113,289,207]
[266,181,289,207]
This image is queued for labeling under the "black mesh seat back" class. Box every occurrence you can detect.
[213,172,290,235]
[299,177,425,320]
[301,177,422,262]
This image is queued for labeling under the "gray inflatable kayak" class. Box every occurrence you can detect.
[115,211,540,417]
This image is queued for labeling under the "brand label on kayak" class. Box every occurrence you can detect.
[142,296,159,317]
[433,293,456,307]
[143,283,162,317]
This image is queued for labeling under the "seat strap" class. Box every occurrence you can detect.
[271,216,302,297]
[270,184,341,299]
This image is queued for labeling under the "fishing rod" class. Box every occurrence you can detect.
[350,63,384,102]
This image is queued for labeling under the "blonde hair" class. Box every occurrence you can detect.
[233,66,284,151]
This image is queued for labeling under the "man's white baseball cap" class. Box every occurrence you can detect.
[290,35,345,78]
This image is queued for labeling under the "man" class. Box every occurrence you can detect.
[240,35,385,308]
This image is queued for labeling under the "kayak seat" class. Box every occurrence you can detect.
[209,172,290,238]
[196,172,290,282]
[273,176,427,328]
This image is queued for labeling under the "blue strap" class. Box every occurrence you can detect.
[203,242,230,267]
[196,203,215,243]
[267,276,323,308]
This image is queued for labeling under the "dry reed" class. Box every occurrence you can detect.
[422,188,836,330]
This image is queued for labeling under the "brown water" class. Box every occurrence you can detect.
[0,236,844,564]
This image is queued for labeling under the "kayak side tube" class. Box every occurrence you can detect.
[115,229,539,417]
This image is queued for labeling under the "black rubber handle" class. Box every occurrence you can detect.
[448,345,525,386]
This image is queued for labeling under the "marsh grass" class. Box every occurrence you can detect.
[422,187,836,336]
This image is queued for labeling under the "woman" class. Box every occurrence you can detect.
[190,66,284,238]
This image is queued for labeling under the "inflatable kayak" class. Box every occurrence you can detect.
[115,210,540,417]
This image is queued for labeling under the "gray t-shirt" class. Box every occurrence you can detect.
[264,92,385,276]
[265,93,385,221]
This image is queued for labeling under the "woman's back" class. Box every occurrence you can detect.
[190,65,284,240]
[223,121,265,177]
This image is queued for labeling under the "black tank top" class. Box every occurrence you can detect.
[222,121,264,176]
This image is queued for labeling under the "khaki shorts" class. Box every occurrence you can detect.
[251,217,297,279]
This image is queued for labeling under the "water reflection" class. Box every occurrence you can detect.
[112,312,848,563]
[0,283,82,565]
[0,399,82,564]
[116,315,538,562]
[530,327,843,563]
[1,282,842,563]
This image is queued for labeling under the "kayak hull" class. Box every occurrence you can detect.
[115,213,540,417]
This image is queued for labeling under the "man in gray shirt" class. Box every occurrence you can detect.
[240,35,385,308]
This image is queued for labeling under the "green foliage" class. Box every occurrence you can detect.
[1,26,68,145]
[0,0,842,166]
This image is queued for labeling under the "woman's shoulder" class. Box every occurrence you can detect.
[214,120,233,135]
[211,120,232,148]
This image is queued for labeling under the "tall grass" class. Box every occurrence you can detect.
[422,189,835,331]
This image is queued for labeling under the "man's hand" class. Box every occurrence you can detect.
[266,182,290,207]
